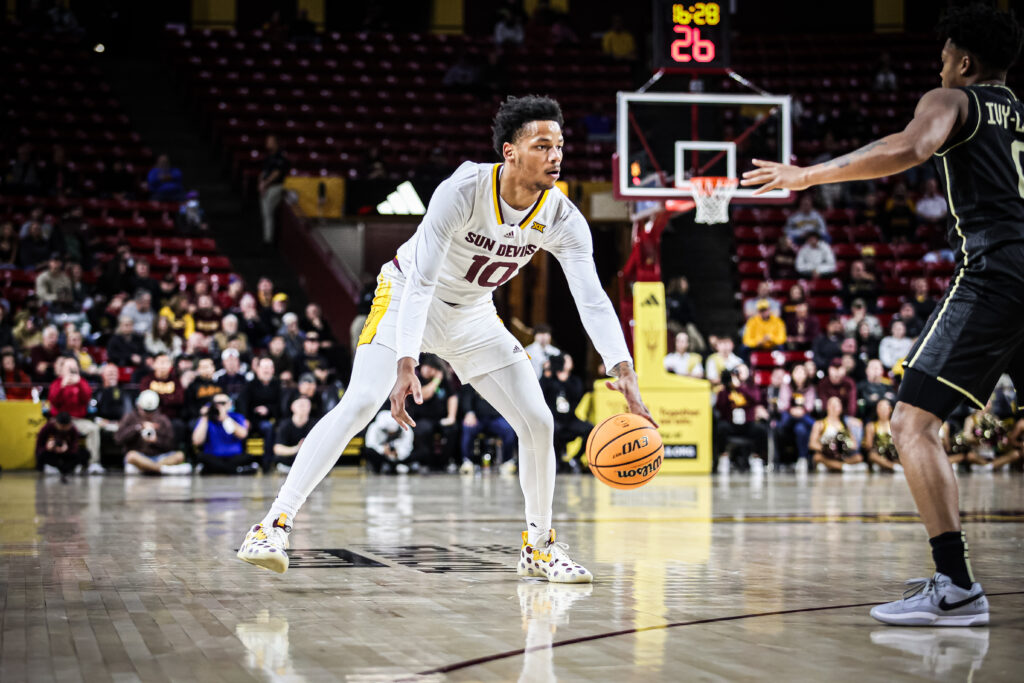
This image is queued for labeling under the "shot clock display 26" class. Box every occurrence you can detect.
[652,0,731,70]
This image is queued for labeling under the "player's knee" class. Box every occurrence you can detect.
[891,403,938,451]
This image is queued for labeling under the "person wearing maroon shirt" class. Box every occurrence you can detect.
[784,302,821,350]
[714,364,770,473]
[191,294,222,338]
[47,357,101,469]
[1,350,33,400]
[36,412,88,480]
[817,357,858,417]
[138,352,185,444]
[29,324,61,385]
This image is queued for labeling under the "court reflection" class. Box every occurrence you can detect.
[516,582,593,683]
[870,628,990,680]
[236,609,297,679]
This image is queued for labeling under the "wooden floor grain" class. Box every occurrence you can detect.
[1,470,1021,682]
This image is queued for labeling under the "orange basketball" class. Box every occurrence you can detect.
[586,413,663,490]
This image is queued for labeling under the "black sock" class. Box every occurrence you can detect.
[929,531,975,590]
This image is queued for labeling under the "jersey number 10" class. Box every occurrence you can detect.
[464,255,519,287]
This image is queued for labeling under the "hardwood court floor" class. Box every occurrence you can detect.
[1,470,1021,682]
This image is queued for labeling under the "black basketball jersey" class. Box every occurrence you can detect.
[934,83,1024,263]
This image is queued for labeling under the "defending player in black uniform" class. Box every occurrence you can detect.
[742,3,1023,626]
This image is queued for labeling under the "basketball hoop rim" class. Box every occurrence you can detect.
[690,176,740,196]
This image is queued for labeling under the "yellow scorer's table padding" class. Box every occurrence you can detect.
[0,401,46,470]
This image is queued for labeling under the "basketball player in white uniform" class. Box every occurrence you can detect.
[238,96,654,582]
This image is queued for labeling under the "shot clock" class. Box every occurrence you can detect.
[652,0,731,70]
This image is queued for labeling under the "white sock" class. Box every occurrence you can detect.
[526,517,552,547]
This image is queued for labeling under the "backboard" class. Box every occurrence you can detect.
[615,91,793,206]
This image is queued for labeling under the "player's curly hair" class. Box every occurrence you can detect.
[492,95,564,158]
[937,2,1024,73]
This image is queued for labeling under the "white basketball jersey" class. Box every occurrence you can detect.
[394,162,578,305]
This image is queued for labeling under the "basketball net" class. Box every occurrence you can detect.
[690,176,738,225]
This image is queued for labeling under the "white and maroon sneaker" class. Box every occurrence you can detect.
[237,514,291,574]
[517,529,593,583]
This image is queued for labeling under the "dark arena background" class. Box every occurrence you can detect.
[1,1,1023,681]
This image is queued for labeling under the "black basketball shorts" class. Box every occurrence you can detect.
[898,254,1024,420]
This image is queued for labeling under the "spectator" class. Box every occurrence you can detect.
[795,233,836,278]
[442,49,482,93]
[300,303,335,353]
[121,290,155,335]
[177,191,209,234]
[279,312,304,360]
[184,355,221,422]
[258,135,289,245]
[873,52,898,91]
[18,221,53,269]
[817,357,858,417]
[30,324,62,385]
[844,261,879,309]
[409,356,458,471]
[138,352,185,423]
[665,276,705,353]
[770,235,798,279]
[776,364,818,470]
[784,301,820,350]
[216,276,245,312]
[1,350,33,400]
[266,335,293,376]
[146,154,185,202]
[601,15,636,61]
[742,300,787,352]
[909,278,937,321]
[743,282,782,319]
[213,314,249,356]
[107,316,145,368]
[192,392,252,474]
[540,354,592,472]
[94,363,131,430]
[47,357,101,470]
[364,409,416,474]
[0,307,11,349]
[97,243,135,298]
[189,294,222,338]
[916,178,948,223]
[705,336,743,387]
[842,298,883,338]
[714,365,770,474]
[237,295,269,347]
[35,412,86,480]
[41,145,77,197]
[664,331,704,378]
[271,395,314,473]
[145,315,183,358]
[525,323,561,378]
[157,274,179,310]
[293,330,332,385]
[494,9,524,46]
[459,385,517,473]
[784,195,828,244]
[810,396,865,472]
[881,182,917,242]
[215,348,248,401]
[14,307,43,350]
[5,143,42,194]
[812,317,845,370]
[864,398,900,472]
[238,357,282,472]
[854,320,881,361]
[0,221,19,267]
[878,319,914,370]
[116,390,188,475]
[857,358,897,421]
[283,373,324,420]
[131,259,161,304]
[782,283,808,317]
[34,254,72,303]
[256,277,275,311]
[64,330,96,380]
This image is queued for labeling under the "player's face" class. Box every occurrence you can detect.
[509,120,563,191]
[940,40,968,89]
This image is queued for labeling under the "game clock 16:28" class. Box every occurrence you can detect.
[652,0,731,70]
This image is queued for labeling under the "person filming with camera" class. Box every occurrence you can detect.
[115,389,189,475]
[191,392,252,474]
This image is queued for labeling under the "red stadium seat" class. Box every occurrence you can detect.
[806,277,843,294]
[808,296,844,312]
[876,295,903,312]
[738,261,768,277]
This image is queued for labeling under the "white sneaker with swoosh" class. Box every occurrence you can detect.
[870,573,988,626]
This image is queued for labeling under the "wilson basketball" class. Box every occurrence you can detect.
[586,413,663,490]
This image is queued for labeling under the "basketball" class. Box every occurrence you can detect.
[586,413,663,490]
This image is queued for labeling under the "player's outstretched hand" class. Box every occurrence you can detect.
[740,159,811,195]
[390,357,422,431]
[606,362,658,428]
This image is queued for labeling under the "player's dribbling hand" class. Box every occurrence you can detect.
[740,159,811,195]
[390,357,422,431]
[606,363,658,428]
